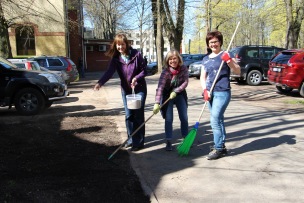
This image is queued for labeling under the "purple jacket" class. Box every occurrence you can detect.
[97,48,147,94]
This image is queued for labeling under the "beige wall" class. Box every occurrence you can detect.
[35,36,67,56]
[5,0,67,57]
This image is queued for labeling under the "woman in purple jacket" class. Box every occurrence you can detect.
[94,33,147,151]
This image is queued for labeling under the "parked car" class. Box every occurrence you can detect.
[28,55,79,84]
[188,61,203,79]
[39,67,68,83]
[183,54,206,68]
[229,45,285,85]
[268,49,304,97]
[8,59,67,84]
[181,54,190,60]
[146,62,158,75]
[0,56,69,115]
[7,59,34,70]
[188,54,209,79]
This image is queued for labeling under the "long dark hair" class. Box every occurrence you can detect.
[106,33,131,58]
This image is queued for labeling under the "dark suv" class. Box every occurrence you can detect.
[268,49,304,97]
[0,57,69,115]
[229,45,285,85]
[28,56,79,84]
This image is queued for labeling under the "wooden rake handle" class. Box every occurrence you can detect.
[108,97,171,160]
[197,21,241,123]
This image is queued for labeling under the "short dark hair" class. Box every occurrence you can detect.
[206,31,223,48]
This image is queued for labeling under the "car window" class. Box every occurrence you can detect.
[260,48,276,59]
[35,59,47,67]
[30,62,41,71]
[14,63,26,69]
[48,59,63,66]
[229,47,240,58]
[246,48,259,58]
[66,58,75,66]
[270,52,294,64]
[192,55,201,60]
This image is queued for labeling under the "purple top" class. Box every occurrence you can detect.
[155,65,189,103]
[97,48,147,94]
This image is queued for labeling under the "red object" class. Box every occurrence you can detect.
[203,89,209,101]
[221,52,231,63]
[268,49,304,90]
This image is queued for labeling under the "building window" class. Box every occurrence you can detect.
[146,48,149,52]
[136,41,140,45]
[16,26,36,55]
[164,48,167,52]
[146,40,149,45]
[86,46,94,51]
[136,33,140,37]
[98,45,106,52]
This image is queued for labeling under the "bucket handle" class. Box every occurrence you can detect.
[132,87,135,98]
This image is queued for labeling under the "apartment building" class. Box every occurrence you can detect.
[125,30,171,63]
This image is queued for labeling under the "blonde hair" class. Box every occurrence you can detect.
[163,49,183,69]
[106,33,131,58]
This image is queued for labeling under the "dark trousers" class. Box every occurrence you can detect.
[121,88,147,147]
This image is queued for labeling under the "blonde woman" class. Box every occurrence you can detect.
[153,50,189,151]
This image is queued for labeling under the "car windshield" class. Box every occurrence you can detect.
[270,52,294,64]
[29,61,41,71]
[229,47,240,57]
[0,58,18,69]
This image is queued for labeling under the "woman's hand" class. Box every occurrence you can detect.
[94,83,101,91]
[203,89,210,101]
[131,78,137,88]
[221,51,231,63]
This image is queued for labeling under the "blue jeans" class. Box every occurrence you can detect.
[122,89,147,147]
[164,93,188,140]
[208,90,231,150]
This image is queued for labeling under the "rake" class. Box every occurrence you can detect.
[108,97,171,160]
[177,21,241,156]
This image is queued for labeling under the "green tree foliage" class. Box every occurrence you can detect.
[185,0,303,51]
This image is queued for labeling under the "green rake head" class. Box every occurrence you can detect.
[177,122,199,156]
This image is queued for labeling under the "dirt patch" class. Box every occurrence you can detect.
[0,75,150,202]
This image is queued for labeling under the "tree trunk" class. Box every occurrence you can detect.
[0,2,12,58]
[284,0,304,49]
[162,0,185,51]
[156,0,164,72]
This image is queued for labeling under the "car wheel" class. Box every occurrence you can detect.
[276,85,293,93]
[195,76,200,79]
[246,70,262,86]
[298,82,304,97]
[14,88,45,115]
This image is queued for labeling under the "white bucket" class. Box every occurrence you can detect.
[126,94,142,109]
